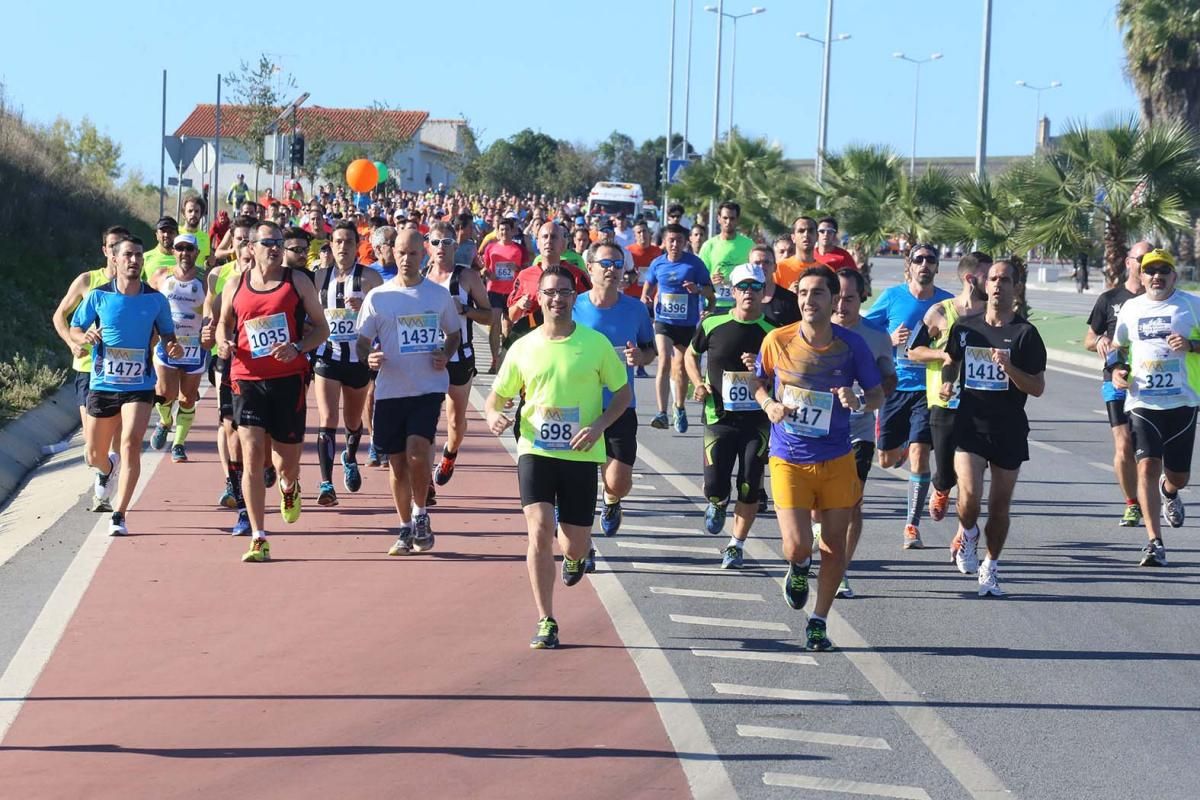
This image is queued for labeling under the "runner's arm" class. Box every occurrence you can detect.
[293,274,332,353]
[906,306,948,365]
[52,274,90,354]
[461,270,493,324]
[213,229,235,261]
[683,346,706,395]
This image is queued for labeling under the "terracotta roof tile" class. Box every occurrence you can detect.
[173,104,428,142]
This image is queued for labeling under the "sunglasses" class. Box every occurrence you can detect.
[255,238,284,249]
[1143,265,1174,276]
[540,289,576,298]
[284,245,309,254]
[427,238,455,247]
[911,254,938,264]
[594,258,624,270]
[817,227,837,234]
[734,281,765,292]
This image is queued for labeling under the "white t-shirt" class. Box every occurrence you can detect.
[1113,290,1200,411]
[613,228,636,248]
[356,278,461,399]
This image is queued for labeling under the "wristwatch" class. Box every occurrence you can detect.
[292,342,303,354]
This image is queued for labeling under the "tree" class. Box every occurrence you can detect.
[460,128,562,196]
[941,172,1034,314]
[1117,0,1200,133]
[224,55,295,193]
[321,145,370,188]
[298,114,334,193]
[44,116,123,187]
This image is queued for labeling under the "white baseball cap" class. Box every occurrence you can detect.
[729,263,766,286]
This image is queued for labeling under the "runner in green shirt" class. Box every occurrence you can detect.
[698,201,755,310]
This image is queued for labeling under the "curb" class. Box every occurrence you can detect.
[0,382,79,508]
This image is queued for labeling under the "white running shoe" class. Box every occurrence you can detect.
[950,527,980,574]
[95,453,120,502]
[1160,475,1186,528]
[977,560,1005,597]
[108,512,128,536]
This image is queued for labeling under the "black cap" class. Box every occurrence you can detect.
[156,215,179,230]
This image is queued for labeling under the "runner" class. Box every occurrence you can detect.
[1085,241,1150,528]
[574,241,656,546]
[311,221,384,506]
[481,216,523,370]
[365,224,399,468]
[684,263,775,568]
[863,243,953,549]
[216,220,330,562]
[1111,249,1199,567]
[485,266,632,649]
[940,259,1046,592]
[148,234,209,463]
[181,196,213,267]
[626,220,663,378]
[51,225,127,511]
[355,228,460,556]
[813,216,857,270]
[641,223,714,432]
[698,202,755,311]
[774,216,819,292]
[282,226,316,277]
[141,216,178,282]
[507,222,590,346]
[688,222,708,255]
[772,235,795,266]
[753,265,884,649]
[70,235,182,536]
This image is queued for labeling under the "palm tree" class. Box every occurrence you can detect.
[942,171,1033,313]
[1117,0,1200,132]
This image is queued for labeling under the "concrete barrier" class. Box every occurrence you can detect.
[0,383,79,508]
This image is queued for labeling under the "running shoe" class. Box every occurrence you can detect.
[150,422,170,451]
[433,451,457,486]
[758,488,769,514]
[673,407,688,433]
[929,488,950,522]
[108,512,128,537]
[635,366,649,378]
[836,577,854,598]
[562,554,587,586]
[367,444,382,468]
[721,545,744,570]
[977,561,1005,597]
[426,483,437,508]
[387,528,414,556]
[263,465,277,489]
[171,444,188,463]
[1119,503,1143,528]
[1160,476,1185,528]
[584,547,597,573]
[650,412,670,429]
[600,501,622,536]
[342,451,363,493]
[949,528,980,574]
[317,481,338,507]
[231,510,251,536]
[242,537,271,563]
[280,482,302,524]
[783,561,810,610]
[530,617,559,649]
[805,618,834,651]
[218,478,238,510]
[94,453,119,503]
[1139,538,1168,567]
[902,524,924,550]
[90,496,112,513]
[704,501,728,535]
[411,513,434,552]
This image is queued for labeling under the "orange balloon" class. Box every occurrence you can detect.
[346,159,379,193]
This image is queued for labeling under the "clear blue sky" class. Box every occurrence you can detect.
[2,0,1136,182]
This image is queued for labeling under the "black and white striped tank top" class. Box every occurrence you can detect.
[428,264,474,363]
[316,264,365,363]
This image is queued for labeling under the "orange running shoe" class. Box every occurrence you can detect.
[929,488,950,522]
[903,524,924,550]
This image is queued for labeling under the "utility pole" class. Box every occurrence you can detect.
[663,0,677,213]
[159,69,167,217]
[975,0,993,179]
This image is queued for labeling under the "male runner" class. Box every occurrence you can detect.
[216,221,329,561]
[148,233,208,462]
[688,222,708,255]
[369,225,399,280]
[181,196,213,266]
[642,223,714,432]
[1111,249,1200,567]
[864,243,953,549]
[485,266,632,649]
[142,216,178,281]
[698,202,754,311]
[507,222,590,345]
[754,265,883,649]
[71,236,182,535]
[773,235,795,266]
[1086,241,1150,527]
[481,216,523,370]
[814,216,857,270]
[356,228,460,556]
[685,263,775,568]
[282,226,315,276]
[940,260,1046,592]
[774,216,819,291]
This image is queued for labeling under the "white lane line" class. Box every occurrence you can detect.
[763,772,931,800]
[1046,362,1100,381]
[1089,461,1114,472]
[713,683,850,703]
[619,541,717,556]
[622,523,702,535]
[693,648,816,666]
[633,561,729,576]
[633,443,1013,800]
[738,724,890,750]
[1029,439,1070,455]
[670,614,790,633]
[1092,409,1107,416]
[653,587,764,602]
[469,387,736,799]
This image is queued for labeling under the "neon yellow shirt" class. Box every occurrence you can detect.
[926,298,961,409]
[493,324,628,463]
[69,267,112,373]
[141,249,177,282]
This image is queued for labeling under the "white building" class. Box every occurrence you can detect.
[169,104,468,205]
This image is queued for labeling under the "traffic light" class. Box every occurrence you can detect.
[290,134,305,167]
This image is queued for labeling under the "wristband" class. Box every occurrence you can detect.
[292,342,303,354]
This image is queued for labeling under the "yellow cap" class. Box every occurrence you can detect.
[1141,248,1176,270]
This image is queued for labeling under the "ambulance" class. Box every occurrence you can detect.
[587,182,644,220]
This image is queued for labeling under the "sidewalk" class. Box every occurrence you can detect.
[0,400,689,799]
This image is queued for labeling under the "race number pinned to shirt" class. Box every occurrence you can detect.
[715,283,733,303]
[494,262,515,282]
[175,335,203,366]
[779,384,834,438]
[658,292,689,322]
[102,347,146,385]
[396,313,440,354]
[1139,357,1184,397]
[245,313,290,358]
[531,406,580,451]
[964,346,1009,391]
[721,371,758,412]
[326,308,358,344]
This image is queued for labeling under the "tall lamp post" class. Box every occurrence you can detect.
[796,27,851,199]
[1014,79,1062,147]
[704,5,766,137]
[893,51,943,178]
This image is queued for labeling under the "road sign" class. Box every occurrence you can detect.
[667,158,691,185]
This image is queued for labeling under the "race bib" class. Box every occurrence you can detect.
[176,335,202,366]
[396,313,440,354]
[658,292,689,322]
[964,346,1008,391]
[721,371,758,412]
[326,307,358,344]
[531,406,580,451]
[715,283,733,303]
[102,347,146,385]
[1139,357,1184,397]
[245,313,290,358]
[779,385,834,437]
[494,262,515,281]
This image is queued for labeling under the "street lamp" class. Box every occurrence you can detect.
[893,51,943,178]
[1015,79,1062,144]
[796,26,851,195]
[705,5,766,136]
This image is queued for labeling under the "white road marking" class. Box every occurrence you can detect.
[1029,439,1069,455]
[618,541,717,556]
[713,683,850,703]
[1089,461,1114,472]
[693,648,815,666]
[762,772,932,800]
[622,523,703,535]
[1092,409,1107,415]
[670,614,790,633]
[653,587,764,602]
[737,724,890,750]
[632,561,730,576]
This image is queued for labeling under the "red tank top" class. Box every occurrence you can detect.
[230,268,309,382]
